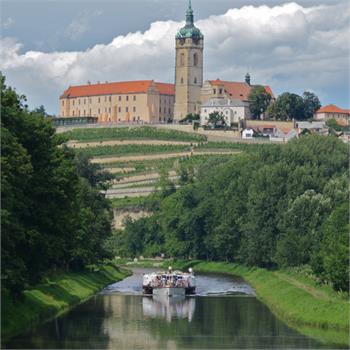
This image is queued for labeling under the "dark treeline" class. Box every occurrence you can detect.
[1,76,113,297]
[117,136,349,292]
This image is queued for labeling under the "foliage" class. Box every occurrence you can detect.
[119,135,348,292]
[326,118,345,133]
[1,75,114,298]
[208,111,226,128]
[63,126,207,142]
[248,85,272,119]
[1,265,130,341]
[302,91,321,119]
[75,144,191,158]
[179,113,200,123]
[267,92,306,120]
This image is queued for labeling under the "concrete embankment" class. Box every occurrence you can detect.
[1,265,130,342]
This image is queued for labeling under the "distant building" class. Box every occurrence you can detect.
[269,128,298,142]
[200,98,250,127]
[201,79,274,106]
[314,104,350,126]
[59,80,174,124]
[296,121,328,135]
[242,128,254,139]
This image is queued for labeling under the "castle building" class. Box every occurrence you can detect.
[174,0,204,121]
[59,80,174,123]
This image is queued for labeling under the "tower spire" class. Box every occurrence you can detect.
[186,0,194,27]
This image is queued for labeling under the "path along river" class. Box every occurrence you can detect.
[5,268,332,349]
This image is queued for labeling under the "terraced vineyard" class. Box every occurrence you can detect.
[64,126,270,214]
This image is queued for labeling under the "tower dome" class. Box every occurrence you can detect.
[176,0,203,40]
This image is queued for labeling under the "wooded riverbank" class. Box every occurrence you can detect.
[1,265,130,342]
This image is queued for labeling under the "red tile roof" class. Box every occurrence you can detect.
[316,104,350,115]
[61,80,174,98]
[208,79,274,100]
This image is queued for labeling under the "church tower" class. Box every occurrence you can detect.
[174,0,204,121]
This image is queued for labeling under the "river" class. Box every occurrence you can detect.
[5,268,331,349]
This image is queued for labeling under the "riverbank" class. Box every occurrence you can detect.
[1,264,130,342]
[121,259,349,347]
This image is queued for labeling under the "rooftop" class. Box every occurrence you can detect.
[316,104,350,115]
[61,80,175,98]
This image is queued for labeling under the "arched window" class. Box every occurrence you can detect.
[180,53,185,66]
[193,53,198,66]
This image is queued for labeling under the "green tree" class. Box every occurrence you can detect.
[249,85,272,119]
[302,91,321,119]
[208,111,226,128]
[267,92,305,120]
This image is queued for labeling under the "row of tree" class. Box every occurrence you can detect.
[117,136,348,292]
[249,86,321,121]
[1,75,114,297]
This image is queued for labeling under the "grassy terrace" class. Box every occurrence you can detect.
[75,144,191,158]
[63,126,207,142]
[109,196,149,209]
[117,259,349,347]
[1,264,130,342]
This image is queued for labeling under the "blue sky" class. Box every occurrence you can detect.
[1,0,349,114]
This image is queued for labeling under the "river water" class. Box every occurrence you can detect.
[5,268,331,349]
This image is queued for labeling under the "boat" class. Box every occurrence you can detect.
[143,267,196,296]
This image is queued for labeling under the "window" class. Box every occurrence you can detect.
[105,107,107,112]
[164,108,166,113]
[126,107,129,112]
[194,77,197,84]
[119,96,121,101]
[180,53,185,66]
[109,107,111,113]
[98,108,100,114]
[62,100,64,106]
[133,95,136,101]
[181,77,184,84]
[84,99,86,104]
[109,96,111,102]
[78,99,80,105]
[84,110,86,115]
[118,107,121,113]
[72,111,75,116]
[104,96,107,102]
[89,98,91,103]
[159,107,162,113]
[133,106,136,112]
[72,100,75,106]
[98,97,100,103]
[126,96,129,101]
[193,53,198,66]
[213,89,216,94]
[219,89,223,94]
[168,108,171,114]
[89,109,91,115]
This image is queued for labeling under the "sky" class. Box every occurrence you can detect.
[1,0,349,114]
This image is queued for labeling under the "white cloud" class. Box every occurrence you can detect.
[1,2,349,113]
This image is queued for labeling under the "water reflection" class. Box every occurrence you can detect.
[143,295,195,322]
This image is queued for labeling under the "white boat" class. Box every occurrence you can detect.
[143,267,196,296]
[153,287,186,297]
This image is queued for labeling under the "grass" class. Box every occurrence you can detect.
[109,196,149,209]
[75,144,190,158]
[195,141,277,152]
[63,126,207,142]
[1,264,131,341]
[115,258,349,347]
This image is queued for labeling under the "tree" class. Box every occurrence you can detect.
[208,111,226,128]
[267,92,305,120]
[302,91,321,119]
[249,85,272,119]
